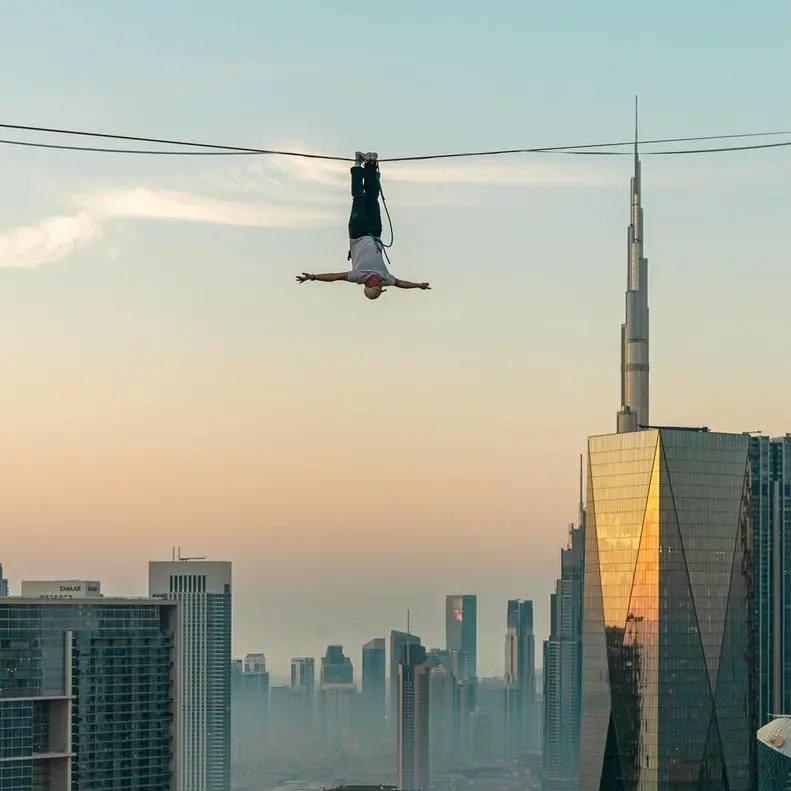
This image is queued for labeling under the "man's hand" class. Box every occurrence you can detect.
[395,279,431,290]
[297,272,349,284]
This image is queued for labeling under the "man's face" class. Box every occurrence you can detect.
[365,273,383,288]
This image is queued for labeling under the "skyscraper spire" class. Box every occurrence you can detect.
[617,96,650,433]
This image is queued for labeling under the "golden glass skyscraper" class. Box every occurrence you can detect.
[580,428,756,790]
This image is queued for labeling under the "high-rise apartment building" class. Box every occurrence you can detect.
[0,563,8,596]
[543,515,585,791]
[445,595,477,681]
[291,656,316,691]
[150,560,232,791]
[751,434,791,727]
[362,638,386,729]
[397,644,430,790]
[580,428,756,790]
[390,630,421,717]
[0,596,178,790]
[505,599,536,756]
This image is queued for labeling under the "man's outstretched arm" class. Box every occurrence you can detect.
[394,278,430,290]
[296,272,350,284]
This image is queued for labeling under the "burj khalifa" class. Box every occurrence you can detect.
[616,99,650,433]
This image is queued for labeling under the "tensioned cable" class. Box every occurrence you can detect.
[0,122,351,161]
[553,140,791,156]
[1,122,791,160]
[382,132,791,161]
[0,138,264,156]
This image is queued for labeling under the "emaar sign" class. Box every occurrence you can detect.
[21,580,102,599]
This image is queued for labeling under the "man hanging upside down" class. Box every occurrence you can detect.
[296,151,430,299]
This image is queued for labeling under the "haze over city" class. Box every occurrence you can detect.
[1,0,789,686]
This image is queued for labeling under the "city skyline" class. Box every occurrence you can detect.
[0,0,789,684]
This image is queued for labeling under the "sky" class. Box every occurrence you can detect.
[0,0,789,678]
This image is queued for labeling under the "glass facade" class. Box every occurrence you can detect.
[580,429,757,790]
[362,638,386,732]
[750,435,791,727]
[0,600,177,791]
[445,595,477,681]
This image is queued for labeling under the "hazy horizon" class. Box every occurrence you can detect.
[1,0,789,678]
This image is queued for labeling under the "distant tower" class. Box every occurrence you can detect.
[505,599,536,755]
[362,638,387,729]
[291,656,316,692]
[390,629,422,718]
[445,594,477,681]
[544,455,586,790]
[319,645,356,744]
[149,559,232,791]
[398,643,430,790]
[617,97,650,433]
[0,564,7,596]
[244,652,267,673]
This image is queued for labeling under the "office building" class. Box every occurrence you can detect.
[0,596,178,790]
[150,560,232,791]
[0,563,8,596]
[580,428,756,790]
[21,579,101,599]
[445,594,477,681]
[318,645,355,742]
[362,638,386,728]
[757,716,791,790]
[320,644,353,685]
[426,648,451,671]
[244,652,266,673]
[505,599,536,756]
[751,434,791,726]
[429,664,455,766]
[271,684,313,727]
[232,656,270,742]
[319,684,357,741]
[291,656,316,691]
[390,630,421,717]
[475,677,509,760]
[397,644,430,791]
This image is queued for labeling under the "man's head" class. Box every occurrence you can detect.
[363,273,384,300]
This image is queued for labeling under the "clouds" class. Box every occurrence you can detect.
[0,184,336,269]
[264,152,626,190]
[0,212,100,269]
[78,187,334,229]
[0,147,630,270]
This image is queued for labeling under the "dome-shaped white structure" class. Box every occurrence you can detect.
[757,716,791,789]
